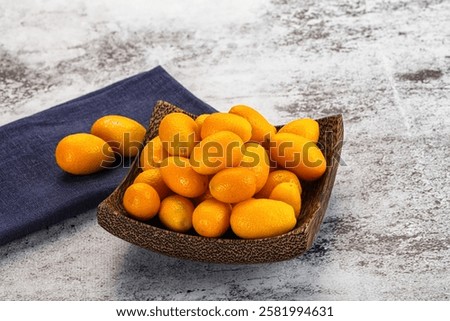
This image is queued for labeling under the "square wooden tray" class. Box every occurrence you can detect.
[97,101,343,264]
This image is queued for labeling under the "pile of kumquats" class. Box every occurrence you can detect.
[55,105,326,239]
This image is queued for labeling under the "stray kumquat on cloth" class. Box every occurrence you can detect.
[91,115,146,157]
[55,115,146,175]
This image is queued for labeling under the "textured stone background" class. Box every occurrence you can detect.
[1,0,449,300]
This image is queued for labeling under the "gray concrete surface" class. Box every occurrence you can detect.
[1,0,449,300]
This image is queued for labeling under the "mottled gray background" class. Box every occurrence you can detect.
[1,0,449,300]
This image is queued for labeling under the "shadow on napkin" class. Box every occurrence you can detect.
[0,66,217,246]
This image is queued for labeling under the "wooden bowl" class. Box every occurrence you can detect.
[97,101,344,264]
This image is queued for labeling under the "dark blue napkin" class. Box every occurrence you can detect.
[0,66,217,245]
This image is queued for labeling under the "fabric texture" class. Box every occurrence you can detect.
[0,66,217,245]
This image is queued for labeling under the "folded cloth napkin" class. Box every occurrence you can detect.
[0,66,217,245]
